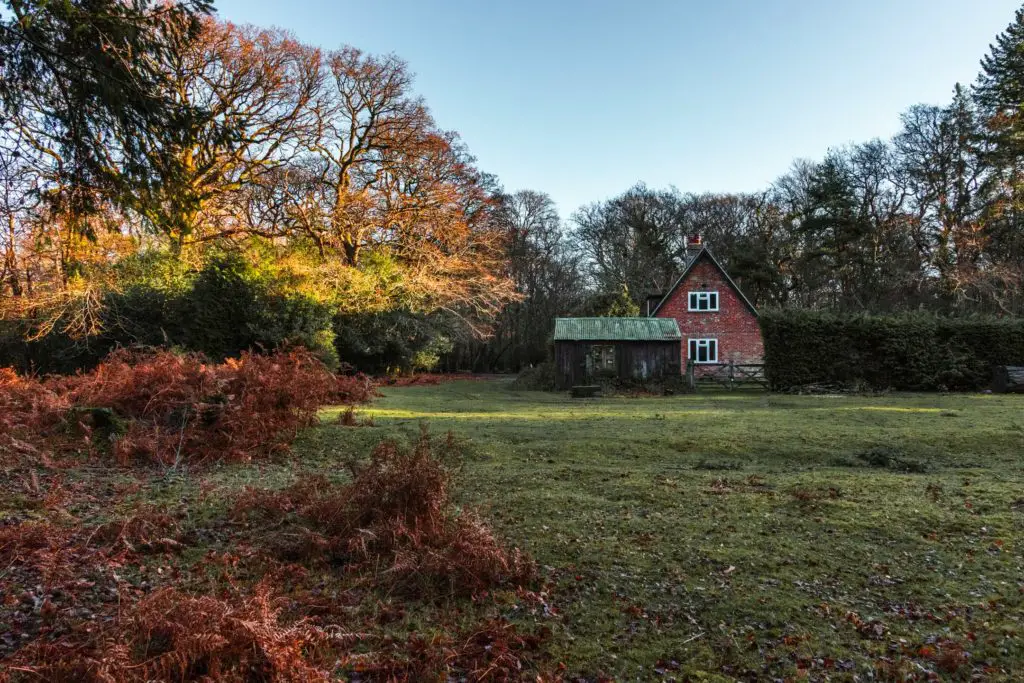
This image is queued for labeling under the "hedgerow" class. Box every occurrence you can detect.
[760,311,1024,391]
[0,253,341,375]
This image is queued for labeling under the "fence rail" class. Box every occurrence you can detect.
[686,361,767,391]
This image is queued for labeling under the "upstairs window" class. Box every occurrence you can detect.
[688,291,719,311]
[688,338,718,364]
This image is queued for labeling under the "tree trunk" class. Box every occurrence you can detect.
[342,239,360,266]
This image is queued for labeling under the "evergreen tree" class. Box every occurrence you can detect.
[975,7,1024,163]
[0,0,213,220]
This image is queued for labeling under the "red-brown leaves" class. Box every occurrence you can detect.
[1,429,548,681]
[349,619,550,682]
[331,372,379,405]
[91,506,183,554]
[1,347,370,467]
[0,521,79,587]
[234,427,536,597]
[63,347,338,465]
[0,368,67,463]
[0,359,549,680]
[5,581,336,683]
[128,581,332,682]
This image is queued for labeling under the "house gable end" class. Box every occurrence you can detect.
[650,248,758,318]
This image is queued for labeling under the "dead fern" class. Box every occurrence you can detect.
[2,347,362,467]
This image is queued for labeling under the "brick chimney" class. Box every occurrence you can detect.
[685,234,703,262]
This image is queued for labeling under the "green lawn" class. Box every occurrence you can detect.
[312,380,1024,681]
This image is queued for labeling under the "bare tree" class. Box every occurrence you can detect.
[281,47,517,325]
[119,19,323,245]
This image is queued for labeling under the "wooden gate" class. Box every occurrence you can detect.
[686,361,767,391]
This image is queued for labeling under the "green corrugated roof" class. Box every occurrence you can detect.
[553,317,681,341]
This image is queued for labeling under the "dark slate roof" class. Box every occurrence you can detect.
[553,317,682,342]
[650,247,759,317]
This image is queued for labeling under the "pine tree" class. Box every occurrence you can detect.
[0,0,213,220]
[975,7,1024,162]
[974,7,1024,308]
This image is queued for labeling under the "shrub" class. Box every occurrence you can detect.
[172,254,338,368]
[234,427,536,597]
[125,581,332,682]
[0,253,340,375]
[510,361,557,391]
[333,309,451,374]
[63,348,340,465]
[0,368,68,459]
[761,311,1024,391]
[1,347,365,467]
[0,320,111,376]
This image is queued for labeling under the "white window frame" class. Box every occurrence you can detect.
[688,338,718,364]
[687,290,719,312]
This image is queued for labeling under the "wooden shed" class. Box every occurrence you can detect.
[552,318,682,389]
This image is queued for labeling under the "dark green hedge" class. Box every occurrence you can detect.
[333,309,452,374]
[760,311,1024,391]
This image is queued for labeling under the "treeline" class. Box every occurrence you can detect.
[4,2,1024,375]
[462,9,1024,371]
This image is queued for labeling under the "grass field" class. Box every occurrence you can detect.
[314,380,1024,681]
[4,379,1023,680]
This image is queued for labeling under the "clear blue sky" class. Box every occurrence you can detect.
[215,0,1021,218]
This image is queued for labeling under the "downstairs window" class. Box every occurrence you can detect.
[688,338,718,364]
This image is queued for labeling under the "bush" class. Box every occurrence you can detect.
[761,311,1024,391]
[0,253,340,375]
[171,254,338,368]
[1,347,367,467]
[0,321,111,376]
[233,427,536,597]
[333,309,451,374]
[510,361,557,391]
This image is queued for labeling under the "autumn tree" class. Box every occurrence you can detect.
[119,19,321,246]
[280,47,516,323]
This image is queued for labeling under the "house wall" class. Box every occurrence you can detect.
[654,256,764,366]
[553,340,682,388]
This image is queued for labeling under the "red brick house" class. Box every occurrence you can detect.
[649,237,763,369]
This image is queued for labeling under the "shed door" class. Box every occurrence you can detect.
[587,344,616,380]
